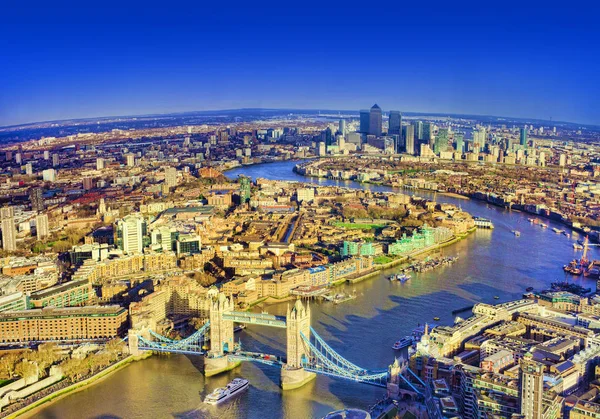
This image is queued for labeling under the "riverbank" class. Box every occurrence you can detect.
[293,163,598,243]
[339,227,476,285]
[439,192,470,200]
[5,353,151,419]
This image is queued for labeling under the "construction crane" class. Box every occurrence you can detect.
[581,236,600,269]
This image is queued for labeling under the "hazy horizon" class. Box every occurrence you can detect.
[1,106,597,132]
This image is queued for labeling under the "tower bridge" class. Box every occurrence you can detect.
[129,293,425,393]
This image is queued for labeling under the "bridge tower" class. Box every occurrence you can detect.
[281,299,315,390]
[209,293,235,356]
[205,293,240,376]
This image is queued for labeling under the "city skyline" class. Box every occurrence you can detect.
[1,1,600,418]
[1,2,599,127]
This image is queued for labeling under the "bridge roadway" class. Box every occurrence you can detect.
[222,311,287,328]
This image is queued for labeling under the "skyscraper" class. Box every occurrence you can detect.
[338,119,346,136]
[369,104,382,136]
[29,187,44,212]
[403,125,415,155]
[412,121,423,141]
[473,128,486,152]
[520,127,528,146]
[52,153,59,167]
[423,123,432,143]
[388,111,402,136]
[96,158,105,170]
[322,127,334,146]
[1,207,17,252]
[434,129,449,155]
[117,215,145,254]
[520,355,544,419]
[36,213,49,241]
[455,134,465,153]
[359,110,370,134]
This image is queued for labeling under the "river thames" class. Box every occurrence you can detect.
[35,160,599,419]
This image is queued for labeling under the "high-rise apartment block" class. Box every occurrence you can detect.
[36,213,49,240]
[1,207,17,252]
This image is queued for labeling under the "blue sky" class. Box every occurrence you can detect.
[1,1,599,126]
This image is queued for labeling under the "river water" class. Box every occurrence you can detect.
[36,160,599,419]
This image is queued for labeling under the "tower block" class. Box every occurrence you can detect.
[281,299,315,390]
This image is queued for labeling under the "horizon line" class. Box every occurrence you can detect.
[1,107,597,132]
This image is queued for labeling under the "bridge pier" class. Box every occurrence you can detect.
[128,329,147,356]
[204,355,241,377]
[281,300,315,390]
[281,367,316,390]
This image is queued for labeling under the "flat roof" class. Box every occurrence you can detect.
[164,206,214,214]
[30,279,89,298]
[0,305,126,320]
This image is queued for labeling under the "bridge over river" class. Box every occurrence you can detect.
[130,294,424,395]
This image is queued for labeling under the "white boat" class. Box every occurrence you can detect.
[204,378,249,405]
[540,223,548,228]
[392,336,414,350]
[552,228,565,234]
[512,230,521,236]
[388,273,411,283]
[573,243,584,250]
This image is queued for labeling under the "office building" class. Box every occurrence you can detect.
[117,215,145,254]
[318,142,326,156]
[52,153,59,167]
[403,125,415,155]
[389,111,401,135]
[176,235,201,256]
[359,110,370,134]
[435,129,449,155]
[36,213,49,240]
[423,123,432,143]
[322,127,334,146]
[346,132,362,146]
[520,355,544,419]
[15,153,22,164]
[369,104,382,136]
[473,128,487,152]
[413,121,423,141]
[96,157,105,170]
[1,207,17,252]
[29,187,44,212]
[338,119,346,136]
[24,163,33,175]
[455,134,465,153]
[520,127,528,146]
[43,150,50,160]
